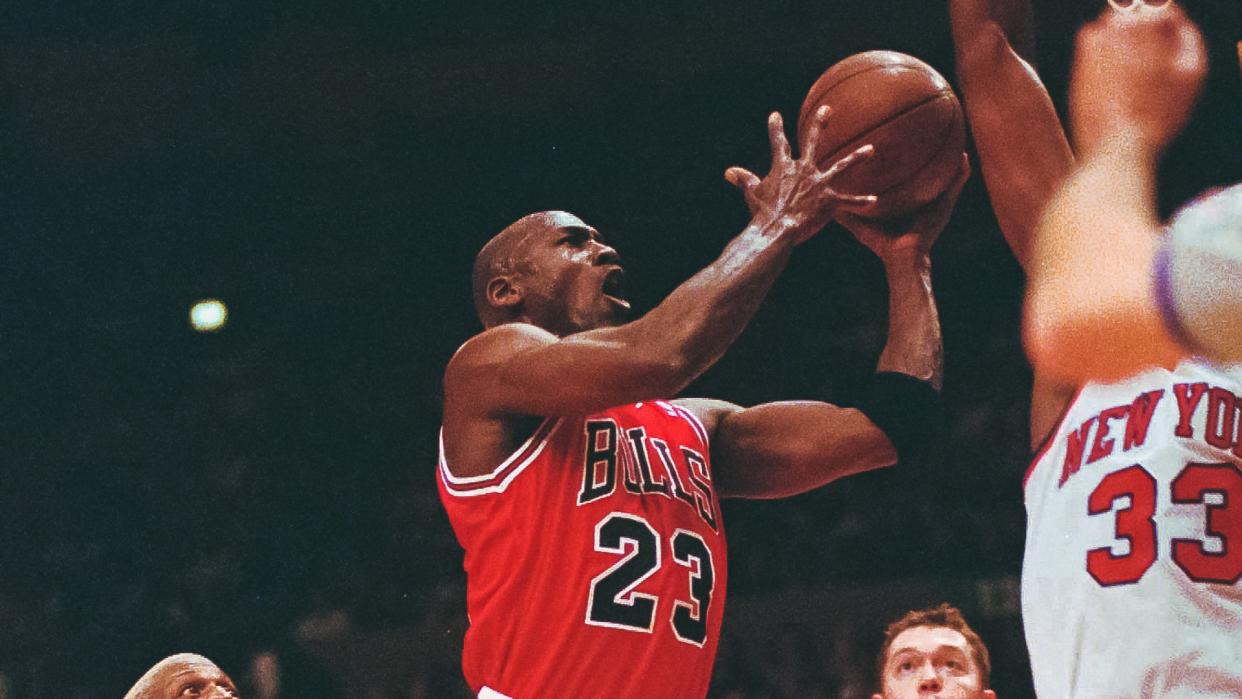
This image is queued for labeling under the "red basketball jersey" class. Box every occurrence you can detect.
[438,400,728,699]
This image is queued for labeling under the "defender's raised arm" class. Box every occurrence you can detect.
[950,0,1074,269]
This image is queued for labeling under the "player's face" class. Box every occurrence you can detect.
[154,658,240,699]
[516,212,629,335]
[874,626,994,699]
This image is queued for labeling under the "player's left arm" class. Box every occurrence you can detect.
[682,162,966,499]
[1029,172,1242,380]
[677,397,897,500]
[1024,5,1231,381]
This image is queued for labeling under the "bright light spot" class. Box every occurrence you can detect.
[190,299,228,332]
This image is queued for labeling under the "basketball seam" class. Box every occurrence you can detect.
[801,63,946,143]
[818,91,950,165]
[871,97,961,199]
[799,61,936,126]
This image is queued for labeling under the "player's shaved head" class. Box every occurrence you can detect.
[472,211,585,327]
[124,653,238,699]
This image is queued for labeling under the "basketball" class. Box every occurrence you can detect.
[797,51,965,220]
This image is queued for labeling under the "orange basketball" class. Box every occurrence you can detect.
[797,51,965,220]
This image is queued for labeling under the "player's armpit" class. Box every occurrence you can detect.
[706,401,897,500]
[445,322,694,419]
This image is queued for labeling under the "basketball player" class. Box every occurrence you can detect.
[873,603,996,699]
[123,653,240,699]
[439,106,968,698]
[951,0,1242,695]
[1026,6,1242,381]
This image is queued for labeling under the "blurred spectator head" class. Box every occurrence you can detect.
[123,653,239,699]
[248,651,281,699]
[872,603,993,699]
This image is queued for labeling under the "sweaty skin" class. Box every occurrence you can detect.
[445,105,962,498]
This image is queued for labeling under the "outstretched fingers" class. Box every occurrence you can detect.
[724,166,761,194]
[818,143,878,212]
[830,191,879,211]
[819,143,874,181]
[800,105,832,160]
[767,112,792,164]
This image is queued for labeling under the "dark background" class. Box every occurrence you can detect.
[2,0,1239,697]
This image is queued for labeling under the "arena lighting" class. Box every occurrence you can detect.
[189,299,228,332]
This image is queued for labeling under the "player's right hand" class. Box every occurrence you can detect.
[724,107,877,245]
[837,153,970,258]
[1070,2,1206,157]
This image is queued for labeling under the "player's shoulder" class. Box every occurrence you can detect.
[446,323,558,379]
[1172,356,1242,386]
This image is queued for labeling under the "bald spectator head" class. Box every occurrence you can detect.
[123,653,238,699]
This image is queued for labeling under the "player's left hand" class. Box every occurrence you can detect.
[1071,3,1206,157]
[724,107,878,247]
[836,153,970,259]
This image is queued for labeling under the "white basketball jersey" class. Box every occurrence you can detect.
[1023,360,1242,698]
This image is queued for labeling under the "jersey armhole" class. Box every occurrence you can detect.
[1023,387,1082,491]
[439,418,562,497]
[669,403,711,451]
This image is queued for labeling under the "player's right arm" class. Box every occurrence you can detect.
[683,167,970,500]
[950,0,1078,446]
[445,111,874,441]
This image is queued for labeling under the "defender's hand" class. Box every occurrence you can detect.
[1071,4,1206,157]
[837,153,970,258]
[724,107,877,245]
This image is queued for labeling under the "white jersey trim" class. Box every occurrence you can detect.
[439,418,563,497]
[664,401,711,450]
[1023,385,1084,493]
[478,687,513,699]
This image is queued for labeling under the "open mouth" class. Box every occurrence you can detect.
[602,268,630,310]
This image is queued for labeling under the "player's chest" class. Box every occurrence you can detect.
[1030,377,1242,587]
[553,407,720,535]
[1044,374,1242,492]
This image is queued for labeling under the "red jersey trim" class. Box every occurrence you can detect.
[1023,387,1083,492]
[439,418,562,497]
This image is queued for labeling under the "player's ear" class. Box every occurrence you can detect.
[983,690,997,699]
[486,276,522,311]
[870,694,884,699]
